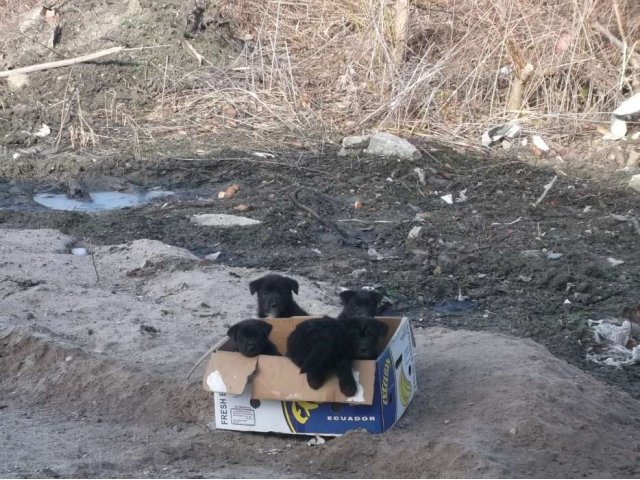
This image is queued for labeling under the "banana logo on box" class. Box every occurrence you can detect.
[282,401,319,432]
[399,366,413,408]
[381,357,392,406]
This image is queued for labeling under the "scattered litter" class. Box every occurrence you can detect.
[190,214,261,227]
[12,152,20,160]
[218,184,239,199]
[440,194,453,205]
[481,123,521,147]
[71,247,87,256]
[586,318,640,367]
[306,435,326,446]
[509,427,518,435]
[531,135,550,152]
[491,217,522,227]
[413,212,429,222]
[205,252,222,261]
[456,189,468,203]
[407,226,422,240]
[34,124,51,137]
[547,251,563,260]
[563,299,571,304]
[604,93,640,140]
[432,298,477,316]
[517,274,532,283]
[414,167,426,185]
[583,206,592,213]
[607,257,625,267]
[354,199,363,209]
[311,248,322,255]
[253,152,275,158]
[65,355,73,362]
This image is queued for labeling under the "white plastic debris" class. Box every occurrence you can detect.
[587,318,640,367]
[253,152,275,158]
[531,135,550,152]
[414,167,426,185]
[604,93,640,140]
[306,435,326,446]
[613,92,640,116]
[13,152,20,160]
[604,118,628,140]
[607,257,625,267]
[563,299,572,304]
[407,226,422,240]
[547,251,563,260]
[481,123,521,147]
[34,124,51,137]
[456,189,468,203]
[71,247,88,256]
[440,194,454,205]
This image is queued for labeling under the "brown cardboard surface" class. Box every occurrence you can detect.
[251,356,376,404]
[203,350,258,394]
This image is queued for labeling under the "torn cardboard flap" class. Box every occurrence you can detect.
[203,351,258,394]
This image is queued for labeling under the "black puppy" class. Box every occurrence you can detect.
[249,274,308,318]
[286,316,389,396]
[227,319,280,357]
[337,289,383,319]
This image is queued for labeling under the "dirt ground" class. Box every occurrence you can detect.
[2,0,640,478]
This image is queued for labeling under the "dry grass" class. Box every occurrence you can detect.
[153,0,640,146]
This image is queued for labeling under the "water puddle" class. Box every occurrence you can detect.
[32,190,174,212]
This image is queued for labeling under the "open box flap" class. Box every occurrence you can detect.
[251,355,376,405]
[203,350,258,394]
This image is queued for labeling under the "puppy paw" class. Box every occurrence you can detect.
[307,374,323,390]
[340,380,357,397]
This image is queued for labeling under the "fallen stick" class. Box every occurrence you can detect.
[593,22,640,69]
[186,335,230,380]
[0,46,124,78]
[181,39,210,66]
[531,175,558,208]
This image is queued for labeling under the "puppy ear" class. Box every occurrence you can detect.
[287,277,299,295]
[258,321,273,337]
[227,323,240,340]
[375,320,390,338]
[339,290,356,305]
[249,278,263,295]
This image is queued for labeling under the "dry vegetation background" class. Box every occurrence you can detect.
[2,0,640,149]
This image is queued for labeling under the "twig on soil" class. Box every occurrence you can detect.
[186,336,230,380]
[531,175,558,208]
[0,46,124,78]
[490,217,522,226]
[55,65,74,150]
[180,39,211,66]
[87,238,100,284]
[337,219,400,224]
[291,188,361,247]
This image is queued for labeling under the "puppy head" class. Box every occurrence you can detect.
[249,274,299,318]
[227,319,273,357]
[339,289,383,318]
[341,316,389,360]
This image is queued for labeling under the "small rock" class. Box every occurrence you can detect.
[350,268,367,278]
[509,427,518,435]
[71,247,88,256]
[191,214,261,227]
[140,324,159,335]
[65,356,73,362]
[342,135,371,149]
[629,174,640,192]
[7,73,29,91]
[364,132,421,160]
[87,328,94,335]
[205,251,222,261]
[443,419,450,425]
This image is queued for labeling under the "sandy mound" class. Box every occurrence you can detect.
[1,228,639,478]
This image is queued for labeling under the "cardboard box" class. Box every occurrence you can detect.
[203,316,417,436]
